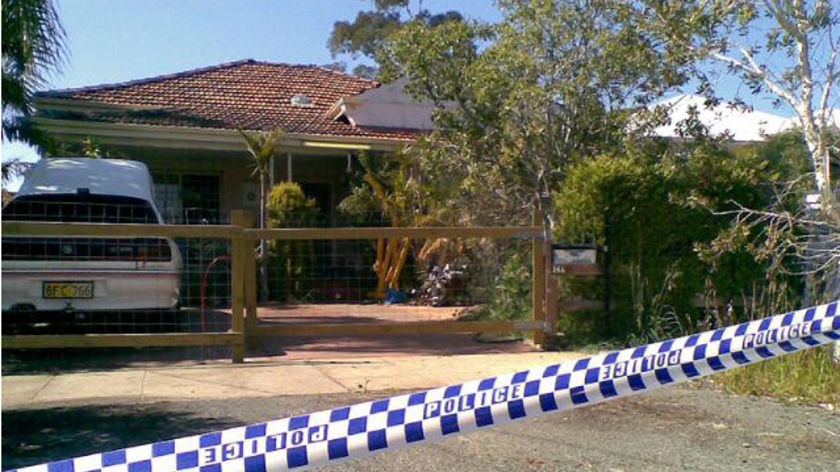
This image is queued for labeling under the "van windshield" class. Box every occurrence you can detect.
[2,194,161,224]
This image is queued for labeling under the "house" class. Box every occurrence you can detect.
[34,59,812,227]
[651,94,796,142]
[32,59,431,225]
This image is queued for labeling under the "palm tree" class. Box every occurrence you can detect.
[1,157,29,185]
[240,128,283,301]
[2,0,68,180]
[355,152,457,299]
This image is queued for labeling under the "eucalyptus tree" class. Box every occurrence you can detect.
[328,0,462,78]
[643,1,840,301]
[378,0,690,229]
[645,0,839,221]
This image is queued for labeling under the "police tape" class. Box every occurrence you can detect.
[8,301,839,472]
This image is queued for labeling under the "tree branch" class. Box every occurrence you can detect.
[817,13,838,126]
[708,50,801,108]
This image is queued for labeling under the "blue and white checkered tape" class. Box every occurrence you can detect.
[8,301,839,472]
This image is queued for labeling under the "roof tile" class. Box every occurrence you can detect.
[38,59,419,141]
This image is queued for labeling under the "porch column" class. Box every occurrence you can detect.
[286,152,293,182]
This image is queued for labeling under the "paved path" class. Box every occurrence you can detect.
[2,351,582,408]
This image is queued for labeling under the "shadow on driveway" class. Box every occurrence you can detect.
[2,404,241,470]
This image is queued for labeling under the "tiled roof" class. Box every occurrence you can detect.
[37,59,420,141]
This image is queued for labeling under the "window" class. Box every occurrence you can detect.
[152,173,220,224]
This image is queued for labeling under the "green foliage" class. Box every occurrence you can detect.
[555,137,804,341]
[329,9,402,60]
[266,182,322,301]
[339,151,414,225]
[328,0,462,77]
[712,345,840,407]
[378,0,696,229]
[239,129,281,186]
[2,0,67,124]
[2,0,67,158]
[337,185,381,226]
[338,151,453,227]
[480,248,532,321]
[733,129,812,180]
[697,131,813,267]
[642,1,838,110]
[267,182,321,228]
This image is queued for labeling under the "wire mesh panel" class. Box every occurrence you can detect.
[1,198,237,369]
[254,231,537,325]
[2,192,547,368]
[267,239,531,310]
[243,225,549,361]
[265,238,377,304]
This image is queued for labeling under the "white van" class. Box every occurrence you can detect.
[2,158,183,313]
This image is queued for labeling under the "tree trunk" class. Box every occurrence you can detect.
[258,173,270,303]
[800,124,840,362]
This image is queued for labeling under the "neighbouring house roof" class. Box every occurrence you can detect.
[35,59,421,142]
[330,77,438,130]
[651,94,797,142]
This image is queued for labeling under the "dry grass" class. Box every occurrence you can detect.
[711,345,840,407]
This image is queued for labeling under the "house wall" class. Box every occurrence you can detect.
[103,145,354,225]
[107,147,245,223]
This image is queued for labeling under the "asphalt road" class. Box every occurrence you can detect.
[3,385,838,472]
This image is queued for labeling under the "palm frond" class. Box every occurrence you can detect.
[239,128,283,171]
[2,0,67,144]
[2,158,32,185]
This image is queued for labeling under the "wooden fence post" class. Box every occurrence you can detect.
[230,210,248,363]
[532,209,547,347]
[544,237,558,347]
[243,212,259,350]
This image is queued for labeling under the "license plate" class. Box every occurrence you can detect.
[42,281,95,299]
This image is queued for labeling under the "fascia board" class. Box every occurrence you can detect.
[32,118,406,152]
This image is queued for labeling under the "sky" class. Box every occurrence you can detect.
[50,0,500,89]
[0,0,811,191]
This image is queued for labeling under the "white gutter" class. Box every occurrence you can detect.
[32,118,407,152]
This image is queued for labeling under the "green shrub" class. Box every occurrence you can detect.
[481,249,532,321]
[711,346,840,407]
[265,182,322,300]
[267,182,321,227]
[554,140,799,342]
[556,310,606,347]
